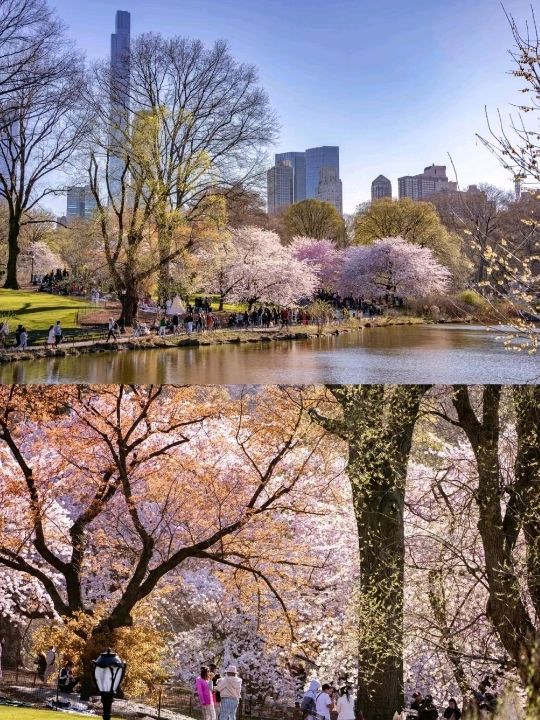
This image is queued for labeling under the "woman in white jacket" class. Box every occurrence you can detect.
[336,686,356,720]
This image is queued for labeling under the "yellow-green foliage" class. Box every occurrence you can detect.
[32,606,169,697]
[457,289,488,307]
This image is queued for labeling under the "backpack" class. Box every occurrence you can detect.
[301,694,317,716]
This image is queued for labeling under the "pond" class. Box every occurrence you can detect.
[0,324,537,385]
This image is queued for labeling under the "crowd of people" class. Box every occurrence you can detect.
[300,679,357,720]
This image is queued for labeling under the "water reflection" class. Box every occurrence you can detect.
[0,325,537,385]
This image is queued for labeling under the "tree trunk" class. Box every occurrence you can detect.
[119,286,139,327]
[312,386,428,720]
[453,386,540,715]
[3,216,21,289]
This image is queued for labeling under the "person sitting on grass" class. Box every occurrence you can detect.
[58,660,79,693]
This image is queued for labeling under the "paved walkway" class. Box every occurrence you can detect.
[9,325,312,353]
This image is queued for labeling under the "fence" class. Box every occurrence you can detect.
[0,666,296,720]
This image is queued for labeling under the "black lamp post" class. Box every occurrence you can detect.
[92,649,126,720]
[29,251,35,284]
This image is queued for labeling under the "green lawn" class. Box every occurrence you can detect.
[0,707,122,719]
[0,290,92,331]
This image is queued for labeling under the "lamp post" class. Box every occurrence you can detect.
[92,649,126,720]
[29,251,35,284]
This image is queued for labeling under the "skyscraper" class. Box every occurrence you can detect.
[267,163,293,215]
[371,175,392,201]
[66,186,98,221]
[275,152,306,203]
[316,166,343,214]
[305,146,342,213]
[109,10,131,199]
[398,164,457,201]
[267,145,343,215]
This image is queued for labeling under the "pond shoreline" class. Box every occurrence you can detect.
[0,316,428,366]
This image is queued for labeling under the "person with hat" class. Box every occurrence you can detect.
[215,665,242,720]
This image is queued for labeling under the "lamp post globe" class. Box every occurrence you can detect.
[92,649,126,720]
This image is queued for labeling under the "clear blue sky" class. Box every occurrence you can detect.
[50,0,534,213]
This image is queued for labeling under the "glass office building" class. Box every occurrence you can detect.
[267,145,343,215]
[66,186,98,221]
[305,146,339,197]
[267,163,293,214]
[275,152,306,203]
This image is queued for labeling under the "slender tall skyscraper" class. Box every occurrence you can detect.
[109,10,131,200]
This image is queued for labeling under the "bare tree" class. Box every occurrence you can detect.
[431,184,511,287]
[0,0,63,116]
[88,34,277,321]
[0,11,90,289]
[480,7,540,187]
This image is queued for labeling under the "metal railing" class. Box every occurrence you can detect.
[0,667,296,720]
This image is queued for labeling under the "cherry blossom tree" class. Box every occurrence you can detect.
[289,237,343,290]
[197,227,319,309]
[0,385,341,691]
[340,237,452,299]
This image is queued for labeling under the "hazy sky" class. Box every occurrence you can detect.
[50,0,534,213]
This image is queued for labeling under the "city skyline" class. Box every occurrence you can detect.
[47,0,535,216]
[268,146,342,214]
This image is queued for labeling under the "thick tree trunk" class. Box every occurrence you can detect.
[119,286,139,327]
[3,217,21,289]
[312,386,428,720]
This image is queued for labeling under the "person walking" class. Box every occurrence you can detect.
[196,666,216,720]
[0,321,8,347]
[215,665,242,720]
[106,318,118,343]
[35,651,47,683]
[443,699,461,720]
[47,325,56,347]
[301,679,321,720]
[53,321,63,345]
[336,686,356,720]
[43,646,57,683]
[18,327,28,350]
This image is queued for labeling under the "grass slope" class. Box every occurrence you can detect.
[0,290,91,331]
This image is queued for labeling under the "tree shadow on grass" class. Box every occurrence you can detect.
[0,302,85,316]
